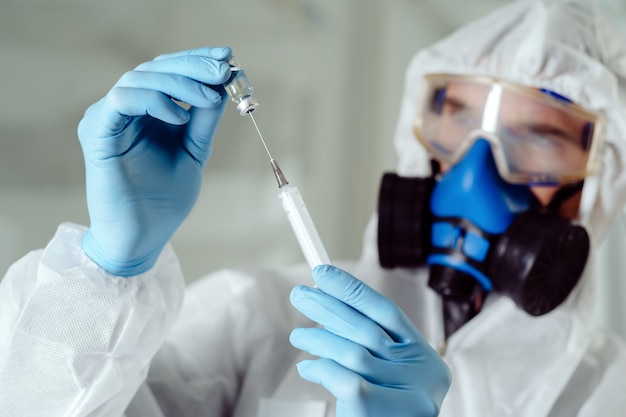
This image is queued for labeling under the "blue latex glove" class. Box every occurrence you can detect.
[290,265,451,417]
[77,47,232,276]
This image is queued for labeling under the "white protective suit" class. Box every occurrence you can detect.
[1,0,626,416]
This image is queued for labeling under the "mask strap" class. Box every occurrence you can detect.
[545,181,584,213]
[430,158,441,177]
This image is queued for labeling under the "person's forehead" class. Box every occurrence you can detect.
[446,80,490,98]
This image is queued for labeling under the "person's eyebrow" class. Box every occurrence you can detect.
[524,122,582,146]
[443,95,470,109]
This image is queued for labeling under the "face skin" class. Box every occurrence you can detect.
[421,80,590,213]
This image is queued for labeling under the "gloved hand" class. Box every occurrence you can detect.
[290,265,451,417]
[77,47,233,276]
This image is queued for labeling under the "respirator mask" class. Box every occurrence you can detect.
[378,74,604,338]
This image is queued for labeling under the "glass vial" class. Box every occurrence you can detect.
[223,57,260,115]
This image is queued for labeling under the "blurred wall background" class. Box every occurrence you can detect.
[1,0,625,335]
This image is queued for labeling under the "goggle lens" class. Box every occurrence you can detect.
[414,75,601,184]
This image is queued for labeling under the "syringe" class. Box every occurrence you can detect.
[223,58,331,270]
[250,115,331,270]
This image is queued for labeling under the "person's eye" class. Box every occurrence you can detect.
[528,124,576,142]
[529,133,554,145]
[453,108,480,126]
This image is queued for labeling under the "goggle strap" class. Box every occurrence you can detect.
[432,87,447,114]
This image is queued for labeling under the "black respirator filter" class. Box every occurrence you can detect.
[489,211,590,316]
[377,172,435,268]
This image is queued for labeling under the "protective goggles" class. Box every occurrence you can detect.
[413,74,604,185]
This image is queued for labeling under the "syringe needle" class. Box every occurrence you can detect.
[249,113,273,160]
[248,113,289,187]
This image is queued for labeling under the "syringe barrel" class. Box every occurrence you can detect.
[278,184,331,270]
